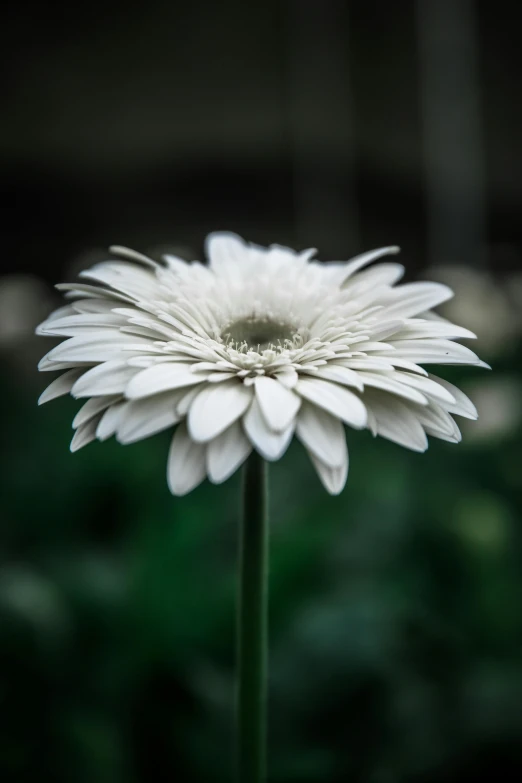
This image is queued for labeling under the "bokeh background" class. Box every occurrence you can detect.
[1,1,522,781]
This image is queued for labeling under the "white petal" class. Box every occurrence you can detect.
[126,355,168,369]
[126,363,204,399]
[343,263,405,296]
[379,339,481,365]
[356,371,428,405]
[70,416,101,452]
[392,320,476,340]
[38,369,84,405]
[425,428,461,444]
[176,385,203,416]
[418,309,448,322]
[364,394,428,452]
[340,246,400,286]
[188,381,253,443]
[379,282,454,319]
[206,421,252,483]
[423,415,462,444]
[308,450,349,495]
[343,262,405,293]
[162,253,190,272]
[72,395,120,429]
[43,304,77,322]
[72,360,139,397]
[366,319,407,342]
[273,366,298,389]
[427,375,478,419]
[96,402,126,441]
[416,404,461,441]
[38,353,94,372]
[254,376,301,432]
[311,364,364,391]
[296,402,347,467]
[205,232,248,277]
[191,360,237,373]
[36,313,127,336]
[389,373,456,404]
[56,283,134,303]
[79,262,159,299]
[243,397,295,460]
[341,359,396,372]
[109,245,159,269]
[116,392,182,444]
[46,332,150,363]
[379,358,428,375]
[354,342,393,354]
[206,371,238,383]
[167,422,207,496]
[73,299,124,315]
[296,377,367,429]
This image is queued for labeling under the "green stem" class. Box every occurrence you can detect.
[237,451,269,783]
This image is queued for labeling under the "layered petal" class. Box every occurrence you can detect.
[70,416,101,452]
[116,392,182,444]
[296,377,367,429]
[73,395,121,429]
[308,450,349,495]
[167,422,207,496]
[254,376,301,432]
[364,393,428,452]
[296,403,347,467]
[126,363,205,399]
[38,369,84,405]
[72,360,139,397]
[207,421,252,483]
[188,381,253,442]
[243,397,295,460]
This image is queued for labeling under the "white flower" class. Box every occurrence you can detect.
[37,233,488,496]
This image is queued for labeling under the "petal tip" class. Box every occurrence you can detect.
[205,230,246,253]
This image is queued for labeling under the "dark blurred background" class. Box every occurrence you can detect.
[1,1,522,781]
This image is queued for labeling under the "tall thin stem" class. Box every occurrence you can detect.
[236,451,269,783]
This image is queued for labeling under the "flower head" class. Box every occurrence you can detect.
[37,233,487,495]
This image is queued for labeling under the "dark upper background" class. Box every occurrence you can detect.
[2,0,521,278]
[1,1,522,782]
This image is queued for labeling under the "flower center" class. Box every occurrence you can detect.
[223,316,300,351]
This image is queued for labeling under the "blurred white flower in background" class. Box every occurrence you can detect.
[429,265,521,357]
[37,233,486,496]
[0,275,56,377]
[0,565,69,641]
[460,377,522,443]
[429,263,522,444]
[0,275,53,346]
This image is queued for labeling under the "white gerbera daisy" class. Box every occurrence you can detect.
[37,232,487,496]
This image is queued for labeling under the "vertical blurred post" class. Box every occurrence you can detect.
[416,0,486,268]
[286,0,360,253]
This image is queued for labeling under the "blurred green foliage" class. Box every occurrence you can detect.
[1,357,521,782]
